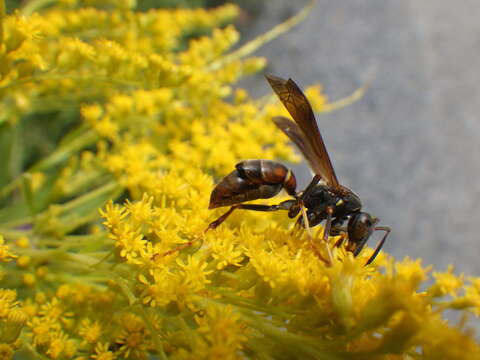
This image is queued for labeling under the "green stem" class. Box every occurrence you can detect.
[13,249,130,282]
[42,231,109,247]
[92,250,114,268]
[0,72,143,92]
[20,340,50,360]
[0,129,99,199]
[137,306,168,360]
[212,288,301,319]
[57,181,119,214]
[241,309,342,360]
[0,227,31,239]
[0,0,4,45]
[114,276,138,306]
[21,0,60,15]
[31,129,99,172]
[1,180,120,230]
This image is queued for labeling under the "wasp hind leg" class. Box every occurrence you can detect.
[205,201,295,233]
[164,201,294,257]
[162,236,201,257]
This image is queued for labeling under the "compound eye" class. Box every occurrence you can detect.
[347,212,377,257]
[359,213,377,229]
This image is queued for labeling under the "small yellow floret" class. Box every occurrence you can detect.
[16,255,31,268]
[0,236,17,262]
[22,274,36,287]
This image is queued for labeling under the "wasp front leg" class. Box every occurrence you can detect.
[297,204,330,265]
[365,226,391,265]
[330,216,349,248]
[321,206,335,264]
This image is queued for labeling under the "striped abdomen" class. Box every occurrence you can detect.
[209,160,297,209]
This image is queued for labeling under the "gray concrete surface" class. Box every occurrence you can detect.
[239,0,480,274]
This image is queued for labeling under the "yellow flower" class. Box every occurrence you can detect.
[393,257,431,292]
[2,308,28,343]
[0,236,16,263]
[211,237,244,270]
[115,313,149,360]
[0,344,13,360]
[14,236,30,249]
[100,201,127,230]
[195,304,247,359]
[91,342,116,360]
[38,298,74,327]
[28,316,60,347]
[45,331,76,359]
[417,316,480,359]
[139,267,179,307]
[249,249,288,289]
[0,290,18,318]
[56,37,96,70]
[124,193,154,226]
[94,116,119,141]
[81,104,103,123]
[428,265,464,298]
[78,319,103,345]
[0,291,27,344]
[449,279,480,314]
[177,255,213,292]
[22,274,37,287]
[111,222,148,264]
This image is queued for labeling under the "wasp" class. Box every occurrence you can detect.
[206,75,390,265]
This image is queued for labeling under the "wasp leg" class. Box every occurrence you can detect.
[299,205,330,265]
[164,201,294,257]
[322,207,335,264]
[162,236,201,257]
[205,201,294,233]
[365,226,391,265]
[290,217,302,238]
[299,205,313,238]
[329,217,349,254]
[333,234,347,248]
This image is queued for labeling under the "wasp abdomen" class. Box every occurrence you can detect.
[236,160,296,196]
[209,168,283,209]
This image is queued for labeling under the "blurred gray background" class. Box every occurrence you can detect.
[239,0,480,274]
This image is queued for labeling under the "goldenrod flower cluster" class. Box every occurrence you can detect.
[0,1,479,359]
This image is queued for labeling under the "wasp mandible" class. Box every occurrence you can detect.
[206,75,390,265]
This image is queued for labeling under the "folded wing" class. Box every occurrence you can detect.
[266,75,339,187]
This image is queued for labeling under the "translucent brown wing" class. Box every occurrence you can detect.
[273,116,324,177]
[266,74,339,186]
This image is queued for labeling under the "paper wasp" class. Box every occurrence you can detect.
[206,75,390,265]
